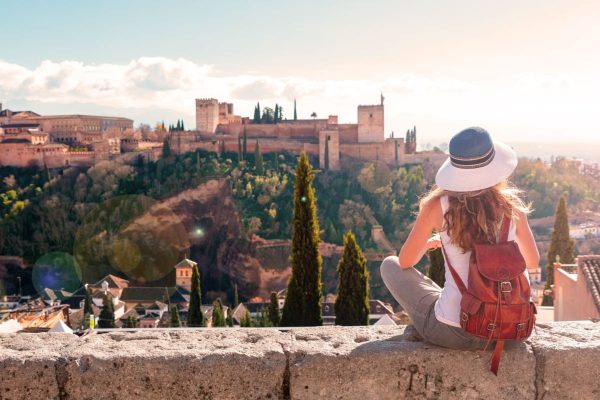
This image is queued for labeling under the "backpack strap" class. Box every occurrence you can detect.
[490,339,505,375]
[440,241,467,295]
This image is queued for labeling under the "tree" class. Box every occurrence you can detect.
[268,291,280,326]
[334,231,369,325]
[294,99,297,120]
[427,248,445,288]
[212,298,226,327]
[240,310,251,327]
[543,196,574,305]
[187,263,205,327]
[162,138,171,158]
[261,107,275,124]
[126,315,137,328]
[170,306,181,327]
[253,103,261,123]
[238,136,243,161]
[274,104,279,123]
[98,293,115,328]
[243,128,248,160]
[83,286,93,329]
[280,152,323,326]
[226,307,234,327]
[310,112,317,119]
[233,283,239,308]
[255,141,264,175]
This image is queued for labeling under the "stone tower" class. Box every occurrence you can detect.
[195,98,219,134]
[319,130,340,171]
[357,103,384,143]
[174,258,197,292]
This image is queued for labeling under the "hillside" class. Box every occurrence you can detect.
[1,150,600,305]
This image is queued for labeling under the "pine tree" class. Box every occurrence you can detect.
[162,138,171,158]
[268,291,280,326]
[294,99,297,120]
[212,298,226,327]
[427,248,446,288]
[280,152,323,326]
[170,306,181,327]
[255,141,264,175]
[187,263,204,327]
[98,294,115,328]
[543,196,574,305]
[334,231,369,325]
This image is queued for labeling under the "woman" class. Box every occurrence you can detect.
[380,127,539,350]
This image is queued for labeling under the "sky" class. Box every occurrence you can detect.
[1,0,600,156]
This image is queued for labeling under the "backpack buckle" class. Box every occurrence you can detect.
[461,312,469,322]
[516,323,525,331]
[500,281,512,293]
[487,323,496,331]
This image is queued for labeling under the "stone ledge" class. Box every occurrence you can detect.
[0,322,598,400]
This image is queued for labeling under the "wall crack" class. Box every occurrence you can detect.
[530,343,546,400]
[54,357,69,400]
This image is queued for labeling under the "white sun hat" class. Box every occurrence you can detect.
[435,127,518,192]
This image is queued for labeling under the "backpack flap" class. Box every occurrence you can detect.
[473,241,526,281]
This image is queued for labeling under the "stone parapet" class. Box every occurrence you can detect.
[0,322,598,399]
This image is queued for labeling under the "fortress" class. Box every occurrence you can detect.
[191,96,444,170]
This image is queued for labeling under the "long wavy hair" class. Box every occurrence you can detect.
[420,180,532,252]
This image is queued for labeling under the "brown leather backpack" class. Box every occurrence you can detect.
[441,215,537,375]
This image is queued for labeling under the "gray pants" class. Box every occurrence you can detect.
[380,256,490,350]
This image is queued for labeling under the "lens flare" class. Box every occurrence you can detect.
[32,252,81,296]
[73,195,190,284]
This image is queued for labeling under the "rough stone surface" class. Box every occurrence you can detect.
[0,322,598,400]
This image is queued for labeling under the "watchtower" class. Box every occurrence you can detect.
[357,103,384,143]
[195,98,219,134]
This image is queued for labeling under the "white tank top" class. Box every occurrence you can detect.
[434,195,527,327]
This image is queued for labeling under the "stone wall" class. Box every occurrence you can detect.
[0,322,598,399]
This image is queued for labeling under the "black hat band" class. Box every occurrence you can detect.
[450,146,495,169]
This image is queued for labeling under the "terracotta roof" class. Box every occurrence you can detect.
[579,256,600,314]
[89,274,130,289]
[174,258,197,269]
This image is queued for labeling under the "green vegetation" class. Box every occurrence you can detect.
[543,196,575,306]
[98,294,115,328]
[212,298,226,327]
[187,263,204,327]
[280,152,323,326]
[334,231,369,326]
[170,306,181,327]
[268,291,280,326]
[427,248,446,288]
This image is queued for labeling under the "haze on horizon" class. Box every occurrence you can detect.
[1,0,599,156]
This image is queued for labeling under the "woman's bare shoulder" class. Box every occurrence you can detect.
[420,195,444,231]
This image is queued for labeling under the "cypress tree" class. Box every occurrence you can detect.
[274,105,279,124]
[280,152,323,326]
[274,153,280,171]
[259,306,271,326]
[126,315,136,328]
[98,294,115,328]
[212,298,226,327]
[187,263,204,327]
[195,152,201,176]
[240,310,251,327]
[83,287,93,329]
[334,231,369,326]
[238,136,243,161]
[427,248,446,288]
[268,291,280,326]
[394,140,399,165]
[170,306,181,327]
[294,99,297,120]
[162,138,171,158]
[233,283,239,308]
[226,307,234,327]
[43,164,51,183]
[255,140,264,175]
[181,120,185,131]
[543,196,574,305]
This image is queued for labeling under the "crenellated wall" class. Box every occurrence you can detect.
[0,322,598,399]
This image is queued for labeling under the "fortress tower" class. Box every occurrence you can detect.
[195,98,219,134]
[357,101,384,143]
[174,258,197,292]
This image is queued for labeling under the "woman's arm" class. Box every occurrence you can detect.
[397,197,443,269]
[514,210,540,270]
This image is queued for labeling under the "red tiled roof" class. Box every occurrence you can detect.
[579,256,600,314]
